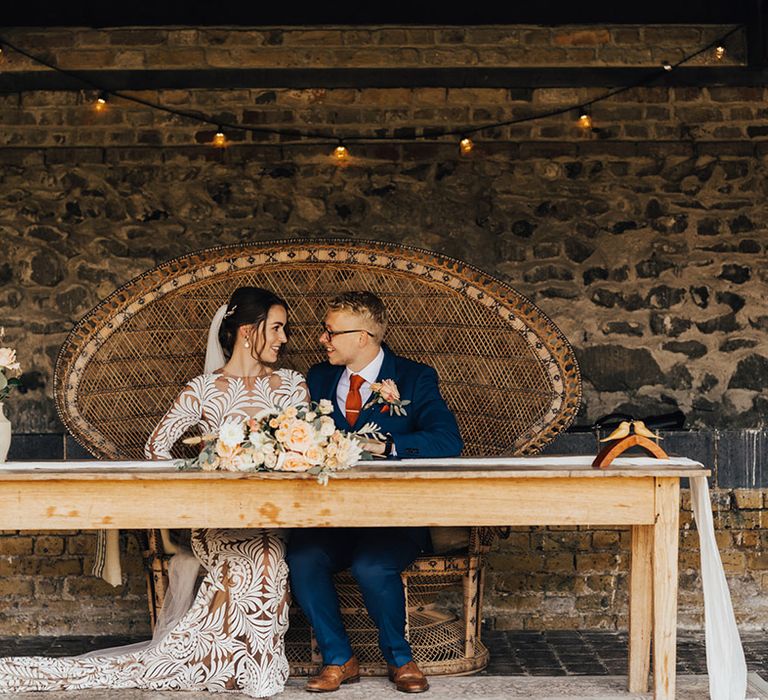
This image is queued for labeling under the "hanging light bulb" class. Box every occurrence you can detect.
[332,142,350,162]
[212,128,227,148]
[94,92,108,112]
[662,61,673,72]
[577,108,593,130]
[459,137,474,156]
[714,45,726,61]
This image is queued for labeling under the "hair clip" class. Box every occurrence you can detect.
[224,305,237,318]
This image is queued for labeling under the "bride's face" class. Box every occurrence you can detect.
[247,305,288,364]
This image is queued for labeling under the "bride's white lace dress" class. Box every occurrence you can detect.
[0,368,308,697]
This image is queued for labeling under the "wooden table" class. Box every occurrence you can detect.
[0,456,710,700]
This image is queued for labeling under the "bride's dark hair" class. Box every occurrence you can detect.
[219,287,289,360]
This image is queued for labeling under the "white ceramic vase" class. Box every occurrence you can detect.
[0,402,10,462]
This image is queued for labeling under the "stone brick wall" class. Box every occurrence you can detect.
[0,24,767,635]
[486,489,768,630]
[0,25,746,70]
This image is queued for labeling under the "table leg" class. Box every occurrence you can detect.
[652,478,680,700]
[628,524,652,692]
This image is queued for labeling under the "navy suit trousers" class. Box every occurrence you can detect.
[287,527,429,667]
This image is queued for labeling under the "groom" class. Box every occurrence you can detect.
[288,291,463,693]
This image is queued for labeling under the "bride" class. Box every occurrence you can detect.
[0,287,308,697]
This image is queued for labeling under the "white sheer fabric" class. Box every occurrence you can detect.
[204,303,229,374]
[0,369,309,698]
[690,475,748,700]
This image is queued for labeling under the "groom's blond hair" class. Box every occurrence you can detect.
[328,291,388,342]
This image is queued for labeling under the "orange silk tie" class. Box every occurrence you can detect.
[345,374,365,426]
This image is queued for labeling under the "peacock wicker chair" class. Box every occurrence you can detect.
[54,239,582,676]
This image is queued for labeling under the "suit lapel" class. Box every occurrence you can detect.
[356,344,399,428]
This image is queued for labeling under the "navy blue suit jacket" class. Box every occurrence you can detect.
[307,344,463,459]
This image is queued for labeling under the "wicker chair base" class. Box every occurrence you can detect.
[286,611,489,677]
[283,559,488,677]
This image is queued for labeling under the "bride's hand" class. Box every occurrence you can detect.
[359,439,387,457]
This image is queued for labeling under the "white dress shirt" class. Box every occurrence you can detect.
[335,347,385,416]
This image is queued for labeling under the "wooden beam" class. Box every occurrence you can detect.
[0,66,766,93]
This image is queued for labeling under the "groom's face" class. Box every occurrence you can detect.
[320,309,371,367]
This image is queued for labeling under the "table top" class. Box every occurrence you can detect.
[0,455,711,480]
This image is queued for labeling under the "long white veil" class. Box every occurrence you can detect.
[204,303,229,374]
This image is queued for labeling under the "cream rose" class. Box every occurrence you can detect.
[319,416,336,437]
[276,452,311,472]
[317,399,333,415]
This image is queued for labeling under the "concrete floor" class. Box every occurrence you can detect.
[3,632,768,699]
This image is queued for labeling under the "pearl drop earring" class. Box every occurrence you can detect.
[244,339,250,349]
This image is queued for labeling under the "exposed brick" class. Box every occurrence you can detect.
[0,537,34,555]
[552,29,611,46]
[0,580,35,597]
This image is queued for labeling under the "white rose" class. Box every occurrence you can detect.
[249,430,270,450]
[317,399,333,415]
[319,416,336,437]
[230,452,256,472]
[0,347,18,371]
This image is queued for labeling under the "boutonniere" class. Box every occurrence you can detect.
[364,378,411,416]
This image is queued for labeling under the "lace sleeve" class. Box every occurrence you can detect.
[145,376,209,459]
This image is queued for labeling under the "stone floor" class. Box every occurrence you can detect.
[4,629,768,677]
[2,631,767,698]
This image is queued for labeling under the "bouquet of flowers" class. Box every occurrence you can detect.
[178,399,366,485]
[0,328,22,402]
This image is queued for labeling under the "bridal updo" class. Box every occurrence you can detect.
[218,287,288,360]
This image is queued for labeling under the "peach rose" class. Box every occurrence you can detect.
[276,452,311,472]
[378,379,400,402]
[282,420,315,453]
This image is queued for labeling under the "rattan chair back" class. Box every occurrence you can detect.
[55,240,581,459]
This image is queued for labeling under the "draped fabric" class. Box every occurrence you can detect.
[0,369,309,698]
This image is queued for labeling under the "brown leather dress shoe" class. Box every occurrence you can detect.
[387,661,430,693]
[306,656,360,692]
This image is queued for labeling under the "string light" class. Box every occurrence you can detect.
[94,91,108,112]
[332,142,350,162]
[577,108,593,130]
[212,128,227,148]
[0,25,744,156]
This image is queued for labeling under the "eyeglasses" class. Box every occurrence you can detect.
[320,326,375,340]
